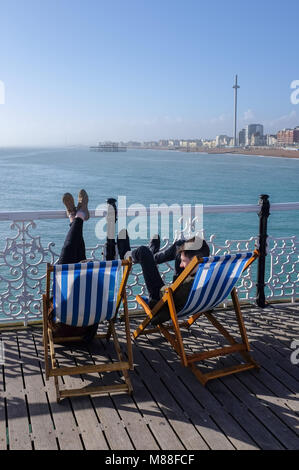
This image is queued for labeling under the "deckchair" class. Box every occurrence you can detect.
[43,259,133,402]
[133,251,259,386]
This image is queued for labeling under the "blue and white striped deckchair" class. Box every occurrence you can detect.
[43,258,133,403]
[133,251,259,386]
[52,260,122,327]
[176,252,253,318]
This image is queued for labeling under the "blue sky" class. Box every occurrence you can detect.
[0,0,298,145]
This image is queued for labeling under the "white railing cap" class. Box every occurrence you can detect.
[0,202,299,221]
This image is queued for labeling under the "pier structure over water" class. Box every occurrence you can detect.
[90,142,127,152]
[0,198,298,450]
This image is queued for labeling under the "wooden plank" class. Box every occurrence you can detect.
[215,310,299,409]
[32,329,84,450]
[50,338,109,450]
[1,302,297,452]
[221,373,299,449]
[141,352,227,449]
[229,365,299,439]
[184,326,286,450]
[2,332,32,450]
[165,320,286,450]
[64,334,134,450]
[16,330,58,450]
[91,395,135,450]
[214,335,299,421]
[208,383,284,449]
[88,333,159,450]
[134,332,228,450]
[244,324,299,378]
[131,372,185,450]
[0,397,7,450]
[187,343,247,363]
[250,343,299,393]
[142,328,257,450]
[212,321,299,432]
[161,353,260,450]
[225,306,299,369]
[49,361,130,377]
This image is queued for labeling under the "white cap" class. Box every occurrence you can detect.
[183,236,203,251]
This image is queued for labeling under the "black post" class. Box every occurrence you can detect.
[105,198,117,261]
[256,194,270,308]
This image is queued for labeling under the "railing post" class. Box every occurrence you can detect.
[256,194,270,308]
[105,198,117,260]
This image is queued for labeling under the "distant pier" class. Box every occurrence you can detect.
[90,142,127,152]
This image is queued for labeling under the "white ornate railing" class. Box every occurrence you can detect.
[0,202,298,325]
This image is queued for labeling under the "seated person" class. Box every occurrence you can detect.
[48,189,98,342]
[117,230,210,325]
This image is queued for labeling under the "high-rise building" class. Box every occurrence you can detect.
[245,124,264,146]
[239,128,246,146]
[232,75,240,146]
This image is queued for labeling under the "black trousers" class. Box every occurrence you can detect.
[132,240,185,301]
[55,218,98,341]
[58,218,86,265]
[132,239,210,301]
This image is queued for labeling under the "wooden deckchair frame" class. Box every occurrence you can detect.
[43,259,133,402]
[133,251,260,386]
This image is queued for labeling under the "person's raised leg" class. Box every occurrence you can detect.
[154,237,210,281]
[58,190,89,264]
[153,238,184,264]
[153,238,185,280]
[133,245,165,301]
[117,229,164,302]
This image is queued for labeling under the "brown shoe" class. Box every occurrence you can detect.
[77,189,90,220]
[62,193,76,217]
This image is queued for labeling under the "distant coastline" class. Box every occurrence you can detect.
[196,147,299,159]
[128,146,299,159]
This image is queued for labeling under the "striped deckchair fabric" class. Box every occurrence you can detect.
[133,250,259,386]
[43,258,133,403]
[177,252,253,318]
[52,260,122,326]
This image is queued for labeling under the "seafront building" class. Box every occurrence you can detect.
[266,134,278,146]
[111,125,299,151]
[239,128,246,146]
[168,139,180,147]
[245,124,264,146]
[215,135,232,147]
[277,127,299,146]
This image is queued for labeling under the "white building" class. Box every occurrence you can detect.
[266,134,277,146]
[215,135,232,147]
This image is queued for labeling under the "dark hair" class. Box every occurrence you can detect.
[177,237,210,259]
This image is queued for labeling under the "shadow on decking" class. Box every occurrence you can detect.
[0,303,298,450]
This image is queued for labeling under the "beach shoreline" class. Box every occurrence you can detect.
[196,147,299,159]
[130,146,299,159]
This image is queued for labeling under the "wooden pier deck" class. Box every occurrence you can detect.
[0,303,298,450]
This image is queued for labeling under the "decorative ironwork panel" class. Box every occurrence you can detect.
[0,213,298,325]
[266,236,299,301]
[0,221,58,324]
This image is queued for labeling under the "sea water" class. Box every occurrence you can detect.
[0,147,298,321]
[0,146,298,248]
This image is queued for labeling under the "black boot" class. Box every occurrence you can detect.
[117,229,131,259]
[149,234,160,254]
